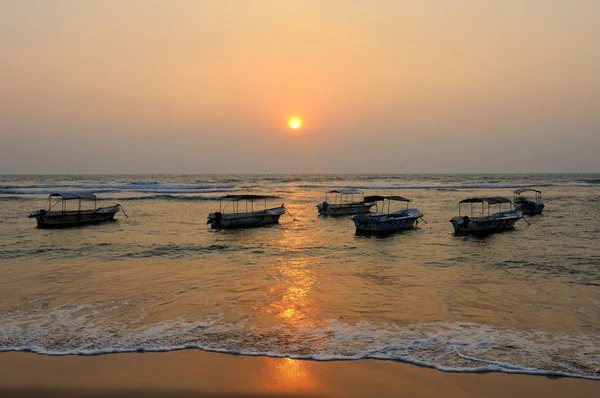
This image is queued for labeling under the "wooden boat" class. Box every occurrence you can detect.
[513,188,544,215]
[450,196,522,234]
[207,195,286,229]
[29,192,123,228]
[353,195,423,234]
[316,189,376,216]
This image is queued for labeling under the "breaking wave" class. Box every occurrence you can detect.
[0,310,597,380]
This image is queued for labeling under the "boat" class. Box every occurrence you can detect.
[450,196,522,234]
[316,189,376,216]
[207,194,286,229]
[352,195,423,234]
[29,192,123,228]
[513,188,544,215]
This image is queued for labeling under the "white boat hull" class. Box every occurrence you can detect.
[353,208,423,233]
[208,206,285,229]
[317,202,375,216]
[29,205,121,228]
[450,210,522,234]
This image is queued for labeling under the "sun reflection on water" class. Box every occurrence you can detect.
[274,256,319,329]
[257,221,324,338]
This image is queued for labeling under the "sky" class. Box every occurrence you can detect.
[1,0,599,174]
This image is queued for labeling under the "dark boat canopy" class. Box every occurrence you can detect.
[49,192,97,200]
[459,196,512,204]
[327,189,362,195]
[364,195,410,202]
[513,188,542,194]
[221,194,273,201]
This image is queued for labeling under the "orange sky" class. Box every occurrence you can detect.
[1,0,599,173]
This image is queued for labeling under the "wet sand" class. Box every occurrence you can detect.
[0,351,598,398]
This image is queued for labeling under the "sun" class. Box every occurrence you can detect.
[288,117,302,130]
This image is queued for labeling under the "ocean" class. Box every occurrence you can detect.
[0,174,598,379]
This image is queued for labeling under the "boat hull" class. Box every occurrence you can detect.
[450,210,522,234]
[30,205,121,228]
[317,202,375,216]
[353,209,422,234]
[208,206,285,229]
[514,202,544,215]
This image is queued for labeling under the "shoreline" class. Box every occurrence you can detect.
[1,347,598,381]
[1,351,598,398]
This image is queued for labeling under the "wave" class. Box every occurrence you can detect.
[0,193,283,202]
[0,189,235,196]
[2,345,596,380]
[0,316,597,380]
[0,182,234,191]
[297,182,600,190]
[0,195,28,201]
[1,242,244,261]
[578,178,600,184]
[113,244,234,259]
[0,184,71,189]
[116,194,225,201]
[0,180,236,198]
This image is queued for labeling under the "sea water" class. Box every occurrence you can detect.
[0,174,598,379]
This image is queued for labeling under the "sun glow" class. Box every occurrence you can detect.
[288,117,302,130]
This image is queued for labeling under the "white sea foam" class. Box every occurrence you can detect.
[1,342,597,380]
[1,305,598,380]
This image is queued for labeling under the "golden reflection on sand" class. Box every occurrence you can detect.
[259,357,322,395]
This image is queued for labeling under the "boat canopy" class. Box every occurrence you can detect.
[513,188,542,194]
[327,189,362,195]
[459,196,512,204]
[221,194,273,201]
[364,195,410,202]
[49,192,97,200]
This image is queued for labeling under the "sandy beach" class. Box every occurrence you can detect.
[1,351,597,398]
[3,0,600,395]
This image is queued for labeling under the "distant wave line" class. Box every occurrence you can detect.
[297,182,599,190]
[0,193,232,202]
[0,189,236,195]
[0,183,235,190]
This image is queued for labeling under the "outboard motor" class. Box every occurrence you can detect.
[29,209,45,218]
[207,211,223,225]
[462,215,470,228]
